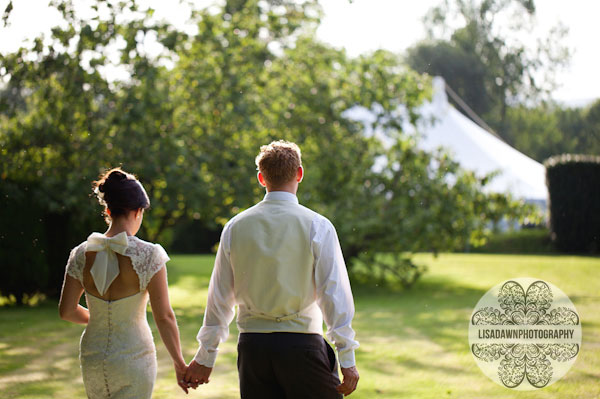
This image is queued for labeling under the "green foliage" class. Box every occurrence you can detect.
[326,132,540,287]
[0,0,537,300]
[352,253,427,289]
[502,101,600,162]
[470,227,555,254]
[576,99,600,155]
[0,0,184,298]
[406,40,490,118]
[503,104,576,162]
[545,154,600,253]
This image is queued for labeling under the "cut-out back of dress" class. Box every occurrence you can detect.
[83,252,141,301]
[64,234,170,399]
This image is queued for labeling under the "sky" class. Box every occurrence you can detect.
[1,0,598,105]
[317,0,600,105]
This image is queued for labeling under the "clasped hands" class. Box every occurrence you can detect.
[175,361,358,396]
[174,361,213,394]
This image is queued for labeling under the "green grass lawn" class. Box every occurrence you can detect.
[1,253,599,399]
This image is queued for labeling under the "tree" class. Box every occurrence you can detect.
[581,99,600,155]
[0,0,321,300]
[503,103,576,162]
[501,101,599,163]
[0,0,537,302]
[406,39,491,118]
[406,0,570,135]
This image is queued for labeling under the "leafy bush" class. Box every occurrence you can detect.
[471,228,555,254]
[351,253,428,289]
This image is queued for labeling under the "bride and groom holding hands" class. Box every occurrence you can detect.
[59,140,360,398]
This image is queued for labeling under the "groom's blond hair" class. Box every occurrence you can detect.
[255,140,302,187]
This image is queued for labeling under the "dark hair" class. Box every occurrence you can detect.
[93,167,150,224]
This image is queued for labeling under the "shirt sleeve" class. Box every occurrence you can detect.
[193,221,236,367]
[312,217,359,368]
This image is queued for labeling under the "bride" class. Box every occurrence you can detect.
[59,168,189,397]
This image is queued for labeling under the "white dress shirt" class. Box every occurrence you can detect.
[194,191,359,368]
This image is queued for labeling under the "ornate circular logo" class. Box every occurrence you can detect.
[468,277,581,390]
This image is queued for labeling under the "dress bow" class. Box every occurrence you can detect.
[85,232,129,295]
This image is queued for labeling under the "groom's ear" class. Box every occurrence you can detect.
[257,171,267,187]
[297,166,304,183]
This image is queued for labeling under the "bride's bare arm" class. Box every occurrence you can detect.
[59,273,89,324]
[147,267,189,393]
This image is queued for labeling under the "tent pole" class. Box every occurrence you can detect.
[444,82,507,143]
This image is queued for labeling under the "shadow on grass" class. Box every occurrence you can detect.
[352,276,487,352]
[0,302,86,398]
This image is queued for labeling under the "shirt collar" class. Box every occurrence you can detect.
[263,191,299,204]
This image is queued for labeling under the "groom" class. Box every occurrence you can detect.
[185,140,359,398]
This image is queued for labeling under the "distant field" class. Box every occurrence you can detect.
[0,253,598,399]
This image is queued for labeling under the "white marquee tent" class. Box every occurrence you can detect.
[415,77,547,203]
[345,77,548,205]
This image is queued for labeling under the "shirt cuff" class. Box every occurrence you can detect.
[193,345,217,368]
[338,349,355,368]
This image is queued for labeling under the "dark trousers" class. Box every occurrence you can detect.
[237,332,343,399]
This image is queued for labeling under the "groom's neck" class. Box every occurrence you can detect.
[265,182,298,195]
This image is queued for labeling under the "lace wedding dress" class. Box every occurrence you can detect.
[66,234,169,399]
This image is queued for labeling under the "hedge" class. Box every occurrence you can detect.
[544,154,600,253]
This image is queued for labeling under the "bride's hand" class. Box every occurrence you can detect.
[175,362,190,394]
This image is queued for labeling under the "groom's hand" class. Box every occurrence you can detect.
[184,360,213,388]
[337,366,359,396]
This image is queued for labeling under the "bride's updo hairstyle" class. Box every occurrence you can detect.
[93,167,150,224]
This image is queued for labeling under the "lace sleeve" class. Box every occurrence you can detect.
[129,240,170,291]
[142,244,169,290]
[65,243,86,283]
